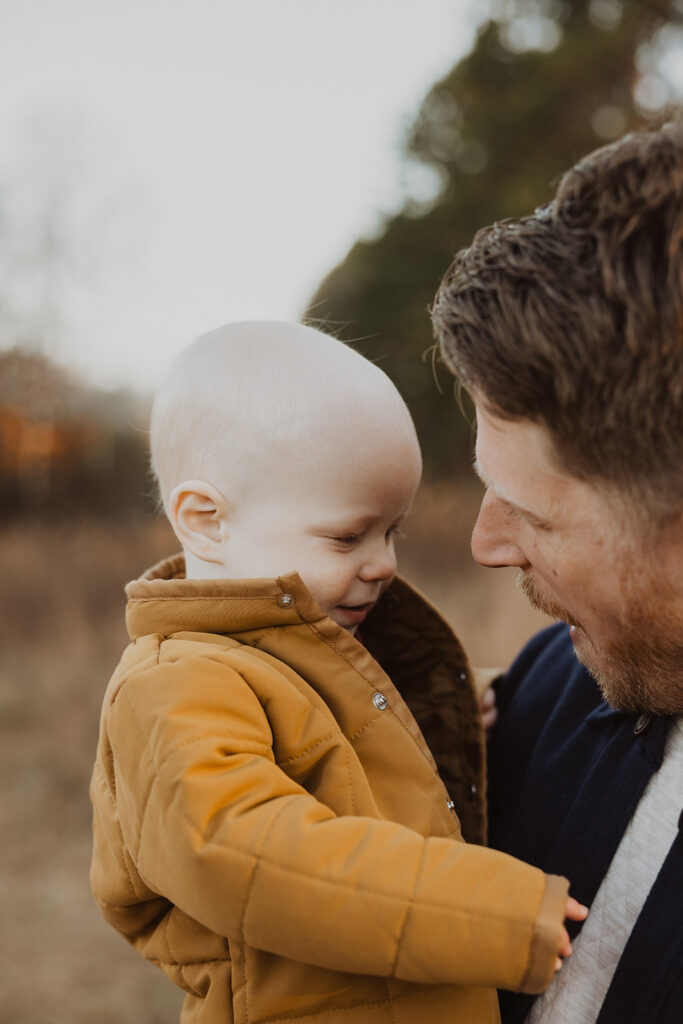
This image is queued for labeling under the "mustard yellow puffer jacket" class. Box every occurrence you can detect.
[90,555,568,1024]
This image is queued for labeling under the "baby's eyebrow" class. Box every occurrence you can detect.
[312,507,413,534]
[310,516,368,534]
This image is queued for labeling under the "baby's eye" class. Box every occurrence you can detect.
[332,534,360,546]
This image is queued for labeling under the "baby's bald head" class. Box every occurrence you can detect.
[150,321,420,515]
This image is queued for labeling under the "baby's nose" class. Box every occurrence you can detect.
[359,543,397,582]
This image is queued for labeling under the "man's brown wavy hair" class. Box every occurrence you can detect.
[432,122,683,522]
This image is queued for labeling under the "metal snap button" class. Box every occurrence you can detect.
[277,593,295,609]
[459,671,467,682]
[634,712,652,735]
[469,782,477,796]
[372,692,388,711]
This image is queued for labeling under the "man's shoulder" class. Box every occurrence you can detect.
[488,623,605,855]
[496,622,600,723]
[504,622,576,688]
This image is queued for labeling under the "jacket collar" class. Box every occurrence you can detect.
[125,553,334,640]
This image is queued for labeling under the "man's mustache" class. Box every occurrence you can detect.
[515,570,581,629]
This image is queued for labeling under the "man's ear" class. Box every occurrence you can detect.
[169,480,228,565]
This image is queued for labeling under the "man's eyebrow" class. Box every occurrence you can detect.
[471,454,488,487]
[472,455,550,525]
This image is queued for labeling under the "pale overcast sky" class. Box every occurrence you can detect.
[0,0,479,390]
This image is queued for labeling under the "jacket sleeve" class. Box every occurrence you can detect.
[105,652,568,994]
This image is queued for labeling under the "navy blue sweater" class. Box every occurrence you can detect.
[487,623,682,1024]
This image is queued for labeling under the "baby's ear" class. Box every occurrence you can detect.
[169,480,227,564]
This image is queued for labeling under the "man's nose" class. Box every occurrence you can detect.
[471,490,528,568]
[359,541,397,582]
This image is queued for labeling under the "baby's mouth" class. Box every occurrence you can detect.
[336,601,374,624]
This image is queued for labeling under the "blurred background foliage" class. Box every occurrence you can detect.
[0,348,152,521]
[1,0,681,521]
[309,0,683,476]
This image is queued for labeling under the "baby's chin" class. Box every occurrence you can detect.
[328,614,358,635]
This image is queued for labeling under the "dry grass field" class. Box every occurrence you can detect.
[0,484,548,1023]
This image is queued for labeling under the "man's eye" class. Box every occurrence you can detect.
[521,513,550,532]
[386,525,405,540]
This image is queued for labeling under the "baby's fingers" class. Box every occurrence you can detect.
[480,685,496,710]
[554,898,589,971]
[565,896,589,922]
[480,686,498,730]
[558,929,573,958]
[554,928,573,971]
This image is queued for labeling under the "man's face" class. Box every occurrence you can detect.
[472,403,683,715]
[220,431,422,634]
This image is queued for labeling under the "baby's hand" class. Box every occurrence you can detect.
[554,896,589,971]
[480,685,498,731]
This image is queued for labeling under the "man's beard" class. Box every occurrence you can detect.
[516,571,683,716]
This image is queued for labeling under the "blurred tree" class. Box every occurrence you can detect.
[0,114,156,520]
[308,0,683,476]
[0,348,153,521]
